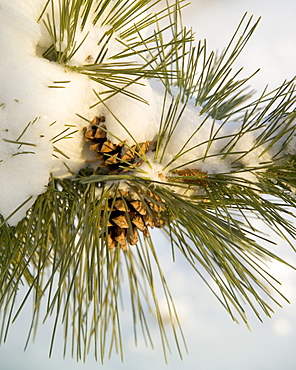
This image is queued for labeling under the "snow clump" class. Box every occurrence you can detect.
[0,0,158,224]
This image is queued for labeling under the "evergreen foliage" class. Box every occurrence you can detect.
[0,0,295,362]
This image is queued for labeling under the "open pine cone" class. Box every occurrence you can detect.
[102,189,165,250]
[83,116,150,174]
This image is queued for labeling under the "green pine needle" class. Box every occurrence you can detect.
[1,0,296,363]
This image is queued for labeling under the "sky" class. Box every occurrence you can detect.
[0,0,296,369]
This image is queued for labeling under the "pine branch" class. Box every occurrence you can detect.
[1,0,296,363]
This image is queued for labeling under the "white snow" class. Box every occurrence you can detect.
[0,0,102,223]
[0,0,158,224]
[100,80,159,145]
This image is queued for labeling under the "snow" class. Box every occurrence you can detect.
[0,0,294,225]
[0,0,101,223]
[101,80,159,145]
[140,81,273,183]
[0,0,158,224]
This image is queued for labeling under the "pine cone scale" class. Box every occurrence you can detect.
[84,117,151,173]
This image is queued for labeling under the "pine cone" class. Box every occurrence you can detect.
[84,116,150,174]
[103,189,165,250]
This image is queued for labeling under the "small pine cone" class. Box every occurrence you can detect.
[83,116,166,249]
[102,189,165,250]
[84,117,151,173]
